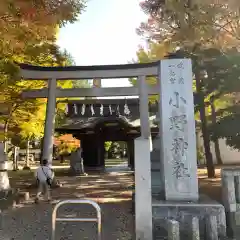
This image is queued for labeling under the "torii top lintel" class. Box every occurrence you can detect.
[17,61,160,80]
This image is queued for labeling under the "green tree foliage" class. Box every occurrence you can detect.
[0,0,87,149]
[210,104,240,150]
[58,140,77,156]
[104,141,112,152]
[133,42,240,175]
[129,41,171,103]
[206,51,240,150]
[73,80,90,88]
[0,0,86,55]
[0,44,79,146]
[130,41,172,85]
[139,0,240,48]
[136,0,240,177]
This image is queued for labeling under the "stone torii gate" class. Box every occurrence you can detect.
[18,59,197,240]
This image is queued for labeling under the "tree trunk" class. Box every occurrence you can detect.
[13,146,16,171]
[3,120,9,153]
[23,139,31,170]
[13,146,19,171]
[3,103,18,153]
[186,0,215,176]
[1,104,18,190]
[210,97,223,165]
[195,67,215,178]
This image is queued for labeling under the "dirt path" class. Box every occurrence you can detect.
[0,168,134,240]
[0,166,227,240]
[198,168,222,202]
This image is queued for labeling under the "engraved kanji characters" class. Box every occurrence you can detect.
[168,60,190,180]
[172,155,190,179]
[171,137,188,156]
[171,138,189,179]
[169,114,187,132]
[169,92,187,108]
[178,77,184,84]
[168,61,184,84]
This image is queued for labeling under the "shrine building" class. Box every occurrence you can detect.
[55,98,159,169]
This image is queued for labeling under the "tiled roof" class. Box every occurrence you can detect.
[56,115,158,131]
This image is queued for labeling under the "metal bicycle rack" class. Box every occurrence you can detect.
[51,199,102,240]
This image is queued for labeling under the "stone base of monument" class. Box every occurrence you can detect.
[152,195,227,240]
[221,168,240,239]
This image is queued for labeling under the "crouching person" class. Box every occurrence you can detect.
[35,159,54,203]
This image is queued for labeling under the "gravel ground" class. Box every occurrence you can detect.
[0,166,134,240]
[0,165,235,240]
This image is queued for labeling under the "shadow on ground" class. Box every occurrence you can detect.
[198,168,222,203]
[0,165,227,239]
[1,163,135,240]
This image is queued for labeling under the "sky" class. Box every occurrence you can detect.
[57,0,148,87]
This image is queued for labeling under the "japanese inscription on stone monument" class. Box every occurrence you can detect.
[160,59,198,201]
[168,65,190,181]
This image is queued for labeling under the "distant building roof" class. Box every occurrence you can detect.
[55,115,158,133]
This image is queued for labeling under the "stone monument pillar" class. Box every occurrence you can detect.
[158,59,198,201]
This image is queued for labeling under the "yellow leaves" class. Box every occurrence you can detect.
[57,80,73,89]
[16,79,46,89]
[133,41,171,87]
[0,0,86,144]
[17,100,46,140]
[140,0,240,49]
[132,42,172,103]
[19,119,44,140]
[0,1,85,56]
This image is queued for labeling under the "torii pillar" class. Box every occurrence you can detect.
[41,78,57,164]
